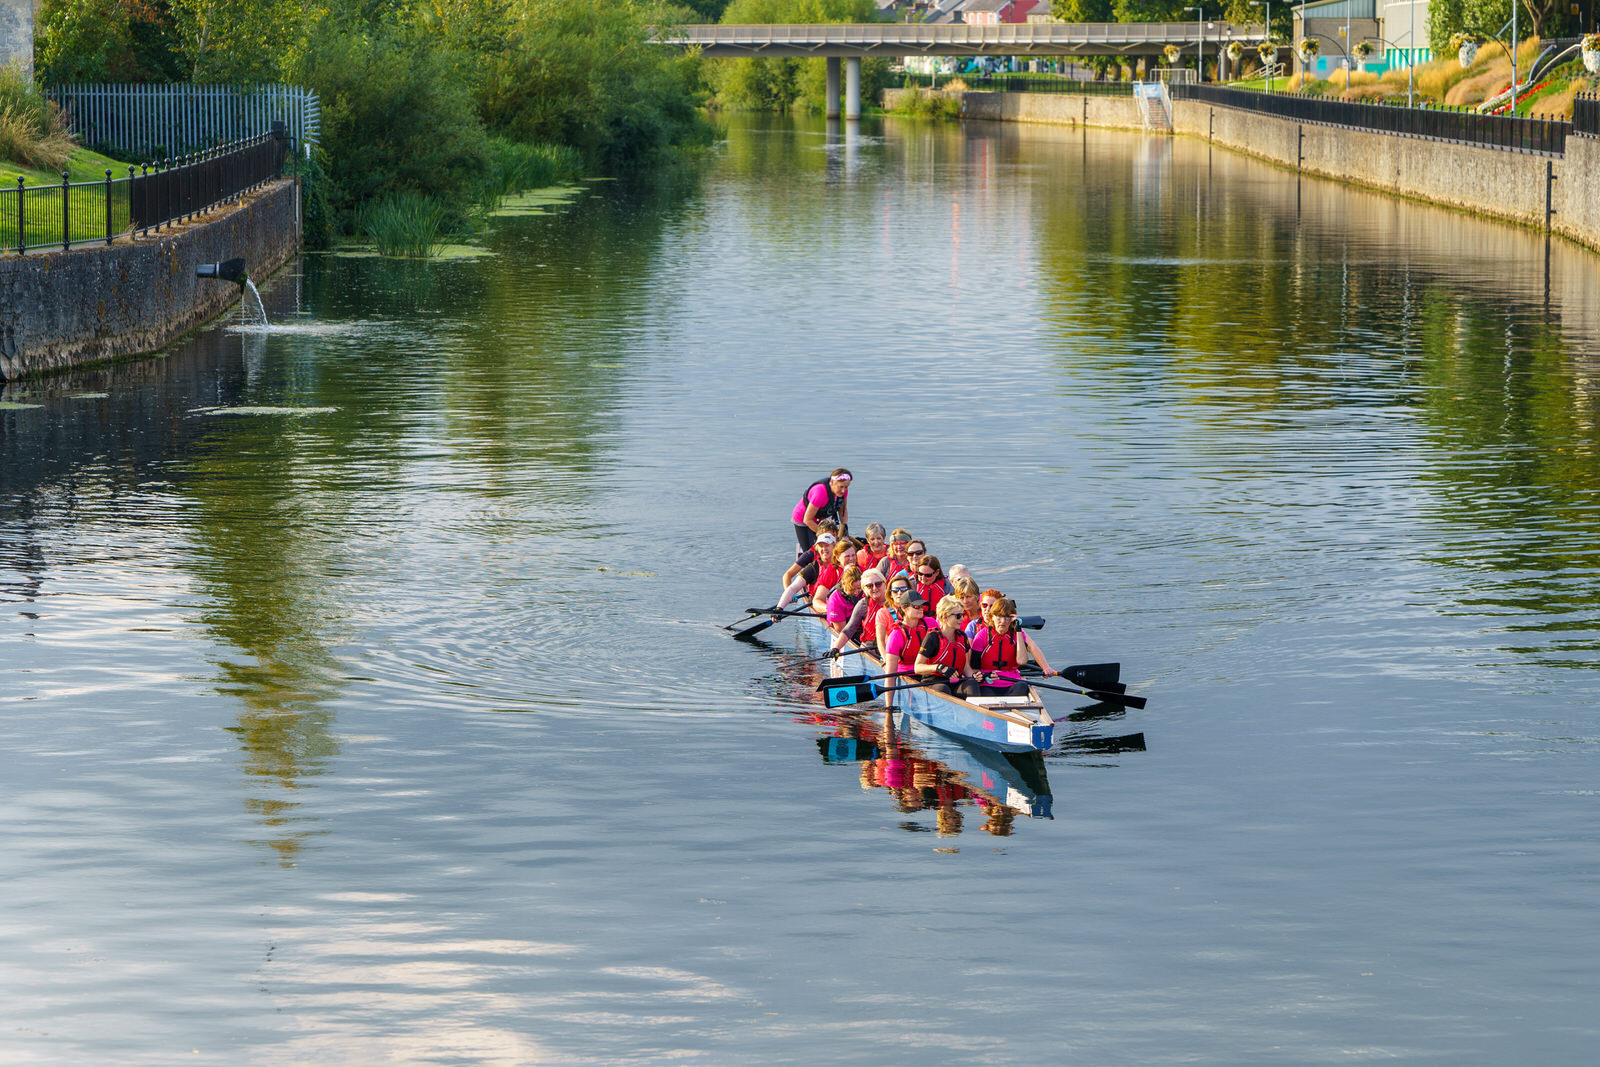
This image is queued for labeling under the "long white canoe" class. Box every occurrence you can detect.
[798,608,1057,754]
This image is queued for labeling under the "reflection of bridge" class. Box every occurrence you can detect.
[663,22,1264,117]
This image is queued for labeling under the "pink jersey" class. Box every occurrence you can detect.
[791,481,846,524]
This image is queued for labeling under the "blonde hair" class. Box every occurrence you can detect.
[952,577,979,598]
[935,595,964,623]
[839,565,862,592]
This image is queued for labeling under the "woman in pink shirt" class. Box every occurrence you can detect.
[791,468,852,556]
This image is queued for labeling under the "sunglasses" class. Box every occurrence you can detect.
[907,550,924,557]
[864,581,885,588]
[917,571,935,578]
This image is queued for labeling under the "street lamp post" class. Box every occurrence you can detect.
[1249,0,1271,91]
[1362,34,1414,107]
[1186,5,1206,83]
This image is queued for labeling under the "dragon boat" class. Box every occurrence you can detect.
[798,604,1099,755]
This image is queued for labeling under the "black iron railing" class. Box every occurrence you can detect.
[1573,92,1600,138]
[2,127,289,256]
[1173,84,1570,155]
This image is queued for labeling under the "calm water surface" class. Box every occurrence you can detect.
[4,114,1600,1064]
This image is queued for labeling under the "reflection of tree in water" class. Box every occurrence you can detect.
[1024,135,1600,667]
[181,416,353,867]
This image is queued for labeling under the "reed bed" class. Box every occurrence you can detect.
[358,191,448,258]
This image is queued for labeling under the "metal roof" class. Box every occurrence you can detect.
[1294,0,1378,19]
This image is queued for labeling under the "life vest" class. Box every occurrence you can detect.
[975,626,1020,673]
[858,545,887,571]
[915,576,950,609]
[884,617,924,672]
[809,562,841,596]
[921,628,969,678]
[794,477,846,525]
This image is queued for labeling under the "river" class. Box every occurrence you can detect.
[4,112,1599,1064]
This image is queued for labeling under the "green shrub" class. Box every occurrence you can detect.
[475,0,712,172]
[890,88,962,120]
[291,21,491,233]
[358,191,448,258]
[0,63,77,170]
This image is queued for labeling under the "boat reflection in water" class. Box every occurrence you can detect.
[803,708,1065,836]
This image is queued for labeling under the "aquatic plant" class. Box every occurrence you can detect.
[358,191,449,259]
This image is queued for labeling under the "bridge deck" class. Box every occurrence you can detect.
[663,22,1266,58]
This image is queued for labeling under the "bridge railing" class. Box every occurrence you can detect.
[667,22,1263,47]
[1174,84,1570,156]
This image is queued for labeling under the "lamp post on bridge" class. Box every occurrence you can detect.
[1185,5,1206,82]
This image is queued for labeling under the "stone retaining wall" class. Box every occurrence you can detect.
[0,179,300,380]
[883,88,1600,253]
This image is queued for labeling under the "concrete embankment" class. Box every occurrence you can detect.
[882,88,1600,253]
[0,178,299,380]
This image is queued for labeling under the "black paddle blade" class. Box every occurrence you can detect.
[817,673,870,690]
[1058,662,1120,690]
[1020,615,1046,630]
[731,617,778,639]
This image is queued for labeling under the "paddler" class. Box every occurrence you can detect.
[881,590,930,707]
[792,469,852,556]
[969,597,1055,696]
[915,595,979,697]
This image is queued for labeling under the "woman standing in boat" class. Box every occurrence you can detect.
[969,597,1055,696]
[792,469,852,555]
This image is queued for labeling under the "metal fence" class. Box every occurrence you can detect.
[1174,84,1570,155]
[1,130,289,256]
[46,83,319,161]
[928,73,1134,95]
[1574,92,1600,138]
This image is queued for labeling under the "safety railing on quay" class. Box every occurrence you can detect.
[1573,92,1600,138]
[2,128,289,256]
[1173,84,1570,155]
[927,73,1134,95]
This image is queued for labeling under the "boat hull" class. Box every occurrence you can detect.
[799,611,1055,754]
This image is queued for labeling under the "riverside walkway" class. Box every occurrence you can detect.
[661,22,1263,117]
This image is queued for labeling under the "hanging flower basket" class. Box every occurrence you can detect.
[1297,37,1319,61]
[1583,33,1600,73]
[1450,33,1481,68]
[1164,43,1182,64]
[1228,40,1244,61]
[1257,40,1277,61]
[1352,41,1373,60]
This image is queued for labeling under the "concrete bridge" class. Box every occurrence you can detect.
[661,22,1265,118]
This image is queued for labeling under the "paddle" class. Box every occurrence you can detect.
[799,646,870,665]
[818,675,947,709]
[1019,615,1045,630]
[1027,678,1146,710]
[723,605,807,630]
[1021,662,1123,693]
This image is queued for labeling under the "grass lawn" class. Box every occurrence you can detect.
[1,146,138,252]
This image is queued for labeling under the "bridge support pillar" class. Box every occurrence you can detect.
[845,56,861,120]
[826,57,841,118]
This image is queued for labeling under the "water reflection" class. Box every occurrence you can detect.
[803,708,1052,836]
